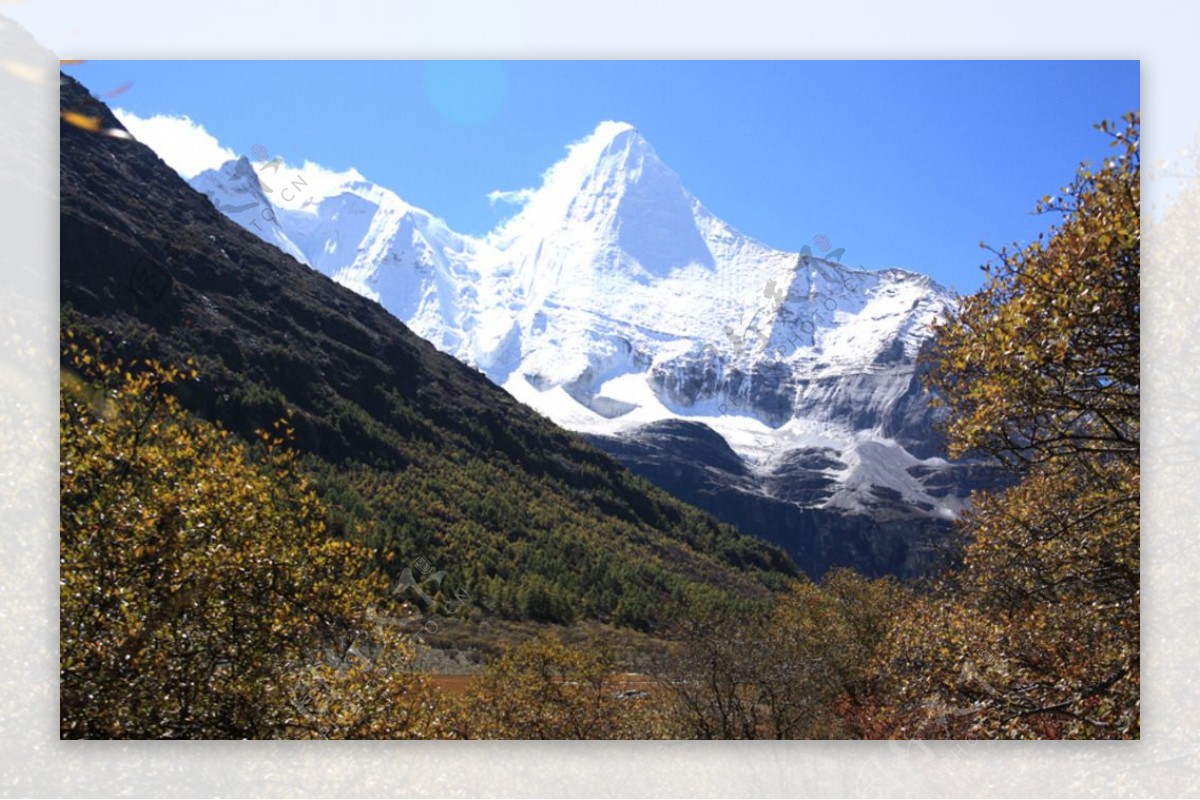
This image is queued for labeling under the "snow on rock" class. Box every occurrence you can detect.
[191,122,974,523]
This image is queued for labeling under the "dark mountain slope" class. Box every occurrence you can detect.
[586,420,1010,579]
[59,74,796,629]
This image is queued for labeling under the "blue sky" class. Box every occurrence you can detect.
[62,60,1139,294]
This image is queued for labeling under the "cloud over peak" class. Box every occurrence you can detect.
[113,109,236,179]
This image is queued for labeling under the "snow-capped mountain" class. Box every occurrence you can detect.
[192,121,1000,576]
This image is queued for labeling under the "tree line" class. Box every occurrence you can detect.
[60,114,1138,739]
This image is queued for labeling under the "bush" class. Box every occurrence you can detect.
[60,331,442,738]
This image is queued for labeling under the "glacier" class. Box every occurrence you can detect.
[191,120,1003,576]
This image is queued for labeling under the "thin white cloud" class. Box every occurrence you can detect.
[486,187,534,207]
[112,109,367,207]
[487,121,634,242]
[267,159,366,209]
[113,108,236,179]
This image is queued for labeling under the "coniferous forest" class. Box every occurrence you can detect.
[59,68,1139,739]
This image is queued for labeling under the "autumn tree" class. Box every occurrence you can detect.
[660,571,907,739]
[653,599,773,739]
[59,333,441,738]
[284,623,462,739]
[929,116,1139,472]
[871,113,1140,739]
[461,633,669,739]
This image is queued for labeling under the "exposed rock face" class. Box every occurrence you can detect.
[190,120,1008,578]
[59,73,798,621]
[585,420,1009,579]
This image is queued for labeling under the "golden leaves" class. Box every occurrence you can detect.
[61,110,137,141]
[926,114,1140,471]
[885,115,1141,739]
[462,633,661,739]
[59,332,424,738]
[60,110,103,132]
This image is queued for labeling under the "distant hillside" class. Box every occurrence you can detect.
[58,74,797,631]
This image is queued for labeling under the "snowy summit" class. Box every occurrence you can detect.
[192,121,970,524]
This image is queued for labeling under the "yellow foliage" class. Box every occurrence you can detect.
[59,332,438,738]
[871,114,1141,739]
[461,633,670,739]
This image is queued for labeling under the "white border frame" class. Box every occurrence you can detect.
[2,2,1193,796]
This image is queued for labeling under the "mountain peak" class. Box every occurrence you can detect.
[590,119,638,142]
[572,120,658,178]
[490,120,692,253]
[198,155,258,188]
[230,154,256,177]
